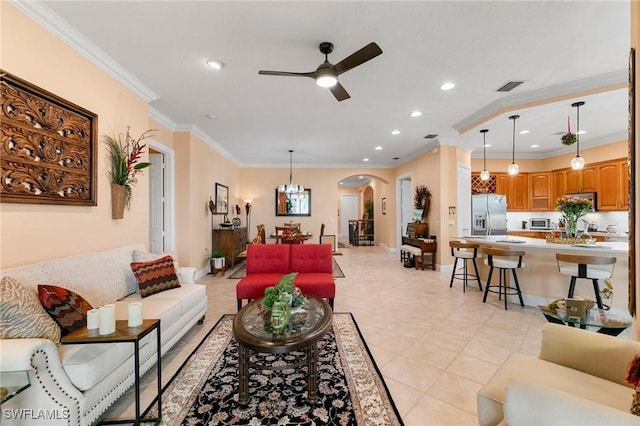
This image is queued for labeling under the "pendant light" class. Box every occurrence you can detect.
[570,101,586,170]
[507,115,520,176]
[479,129,490,181]
[278,150,304,194]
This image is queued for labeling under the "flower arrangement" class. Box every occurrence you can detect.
[626,354,640,416]
[555,195,593,237]
[263,273,306,309]
[103,127,154,208]
[282,227,301,243]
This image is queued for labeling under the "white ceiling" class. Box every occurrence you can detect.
[18,1,631,168]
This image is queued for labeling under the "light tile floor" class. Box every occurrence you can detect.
[103,245,626,425]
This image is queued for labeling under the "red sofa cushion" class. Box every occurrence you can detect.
[236,273,285,300]
[290,244,332,273]
[246,244,290,274]
[294,273,336,298]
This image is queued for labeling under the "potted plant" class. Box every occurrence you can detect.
[211,249,226,269]
[103,127,154,219]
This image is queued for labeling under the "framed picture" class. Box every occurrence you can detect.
[215,183,228,215]
[382,197,387,215]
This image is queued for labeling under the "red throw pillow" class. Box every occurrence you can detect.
[131,255,181,298]
[38,285,93,335]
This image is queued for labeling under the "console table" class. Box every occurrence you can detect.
[213,227,247,267]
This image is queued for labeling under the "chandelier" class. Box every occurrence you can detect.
[278,150,304,194]
[570,101,586,170]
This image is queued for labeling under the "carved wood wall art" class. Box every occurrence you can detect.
[0,71,97,205]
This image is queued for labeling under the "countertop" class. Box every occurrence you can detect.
[458,235,628,254]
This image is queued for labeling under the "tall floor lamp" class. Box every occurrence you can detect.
[244,201,252,243]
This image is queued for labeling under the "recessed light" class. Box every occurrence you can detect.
[484,144,492,148]
[339,182,344,185]
[440,82,455,91]
[530,144,539,148]
[205,114,216,119]
[206,59,224,70]
[410,111,422,118]
[391,129,400,135]
[358,176,364,179]
[520,130,530,134]
[577,130,587,135]
[362,158,370,162]
[375,146,383,151]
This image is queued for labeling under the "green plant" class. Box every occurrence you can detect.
[103,127,154,208]
[561,132,576,146]
[262,273,305,309]
[364,200,374,219]
[211,249,225,258]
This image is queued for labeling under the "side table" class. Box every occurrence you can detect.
[538,305,631,336]
[61,319,162,425]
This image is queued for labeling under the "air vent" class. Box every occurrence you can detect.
[496,81,524,92]
[424,134,438,139]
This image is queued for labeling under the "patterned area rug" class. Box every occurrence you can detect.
[228,258,345,279]
[145,314,402,425]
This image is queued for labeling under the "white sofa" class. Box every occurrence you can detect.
[0,244,207,426]
[477,323,640,426]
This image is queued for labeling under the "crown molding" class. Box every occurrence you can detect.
[453,70,628,134]
[10,0,159,102]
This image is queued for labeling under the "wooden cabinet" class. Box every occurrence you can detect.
[529,172,551,211]
[597,159,629,211]
[507,231,547,239]
[496,173,528,211]
[213,227,247,267]
[551,170,565,206]
[564,166,596,193]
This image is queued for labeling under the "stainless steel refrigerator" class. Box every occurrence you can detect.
[471,194,507,236]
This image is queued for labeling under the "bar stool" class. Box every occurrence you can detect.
[449,241,482,292]
[556,253,616,310]
[482,247,525,310]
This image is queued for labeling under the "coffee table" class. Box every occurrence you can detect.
[538,305,632,336]
[232,294,332,405]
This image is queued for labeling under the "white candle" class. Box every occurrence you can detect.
[128,302,143,327]
[99,304,116,335]
[87,309,100,330]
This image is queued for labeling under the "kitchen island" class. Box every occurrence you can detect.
[455,236,629,311]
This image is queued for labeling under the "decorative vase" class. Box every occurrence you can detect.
[565,217,578,238]
[270,300,290,332]
[632,389,640,416]
[111,183,126,219]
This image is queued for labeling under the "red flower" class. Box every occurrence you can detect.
[626,353,640,387]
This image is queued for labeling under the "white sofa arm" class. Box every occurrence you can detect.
[0,338,54,371]
[539,323,640,386]
[504,380,640,425]
[178,267,197,284]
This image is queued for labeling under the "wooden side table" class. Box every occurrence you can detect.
[61,319,162,425]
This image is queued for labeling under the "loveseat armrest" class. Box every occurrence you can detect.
[503,379,640,425]
[539,323,640,387]
[0,338,55,371]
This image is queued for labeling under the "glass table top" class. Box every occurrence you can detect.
[0,371,30,404]
[538,305,632,329]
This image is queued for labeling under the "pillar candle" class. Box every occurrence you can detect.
[87,309,100,330]
[99,304,116,335]
[128,302,143,327]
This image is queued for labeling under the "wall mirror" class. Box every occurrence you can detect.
[275,189,311,216]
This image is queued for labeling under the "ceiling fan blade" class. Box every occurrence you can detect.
[258,70,314,78]
[333,42,383,75]
[329,82,350,102]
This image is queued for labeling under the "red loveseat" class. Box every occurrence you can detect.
[236,244,335,310]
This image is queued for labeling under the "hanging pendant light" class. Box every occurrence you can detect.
[570,101,586,170]
[507,115,520,175]
[479,129,490,181]
[278,150,304,194]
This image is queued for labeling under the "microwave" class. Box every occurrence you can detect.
[529,218,551,230]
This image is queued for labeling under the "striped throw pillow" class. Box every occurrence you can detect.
[0,276,61,342]
[130,255,181,298]
[38,285,93,335]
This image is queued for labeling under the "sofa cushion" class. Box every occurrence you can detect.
[294,273,336,298]
[130,255,181,298]
[123,284,206,316]
[38,285,93,335]
[236,273,285,300]
[290,244,332,273]
[477,353,635,426]
[0,276,61,343]
[246,244,290,274]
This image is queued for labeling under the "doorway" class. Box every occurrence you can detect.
[397,174,413,249]
[340,194,358,239]
[148,142,175,253]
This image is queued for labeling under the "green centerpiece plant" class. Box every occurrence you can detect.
[555,195,593,238]
[263,273,306,331]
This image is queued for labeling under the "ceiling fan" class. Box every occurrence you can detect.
[258,42,383,101]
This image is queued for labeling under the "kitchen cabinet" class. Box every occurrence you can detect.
[529,172,551,211]
[564,166,596,193]
[213,227,247,267]
[507,231,547,239]
[597,159,629,211]
[496,173,528,211]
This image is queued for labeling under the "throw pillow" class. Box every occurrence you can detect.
[0,276,61,342]
[130,255,181,298]
[38,285,93,335]
[132,249,181,283]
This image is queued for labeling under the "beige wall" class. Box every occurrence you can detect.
[1,3,149,268]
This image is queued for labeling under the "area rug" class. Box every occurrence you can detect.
[228,257,345,279]
[145,313,403,425]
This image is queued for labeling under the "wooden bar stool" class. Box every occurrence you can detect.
[449,241,482,292]
[482,247,525,310]
[556,253,616,310]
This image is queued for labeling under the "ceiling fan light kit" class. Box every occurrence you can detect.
[480,129,490,181]
[570,101,586,170]
[279,150,304,194]
[507,115,520,176]
[258,41,382,101]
